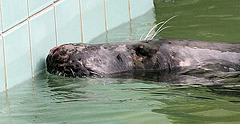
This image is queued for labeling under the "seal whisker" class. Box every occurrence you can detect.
[148,15,177,40]
[70,68,75,77]
[140,31,147,40]
[144,21,164,40]
[150,26,172,40]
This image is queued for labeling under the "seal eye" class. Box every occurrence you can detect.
[135,45,151,58]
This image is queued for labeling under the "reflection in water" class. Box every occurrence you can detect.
[0,68,239,123]
[129,20,133,40]
[152,84,240,123]
[105,31,109,43]
[4,90,13,123]
[154,0,240,42]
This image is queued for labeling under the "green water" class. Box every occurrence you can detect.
[1,71,240,123]
[1,0,240,123]
[154,0,240,42]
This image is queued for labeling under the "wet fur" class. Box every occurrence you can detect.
[46,39,240,78]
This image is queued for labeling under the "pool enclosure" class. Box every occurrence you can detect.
[0,0,154,92]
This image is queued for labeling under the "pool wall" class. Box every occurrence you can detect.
[0,0,153,92]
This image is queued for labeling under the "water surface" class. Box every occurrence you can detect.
[0,70,239,123]
[154,0,240,42]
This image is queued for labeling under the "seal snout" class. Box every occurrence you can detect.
[49,45,62,55]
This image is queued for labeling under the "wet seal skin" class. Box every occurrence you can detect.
[46,39,240,81]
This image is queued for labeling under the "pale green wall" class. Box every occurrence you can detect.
[0,0,153,92]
